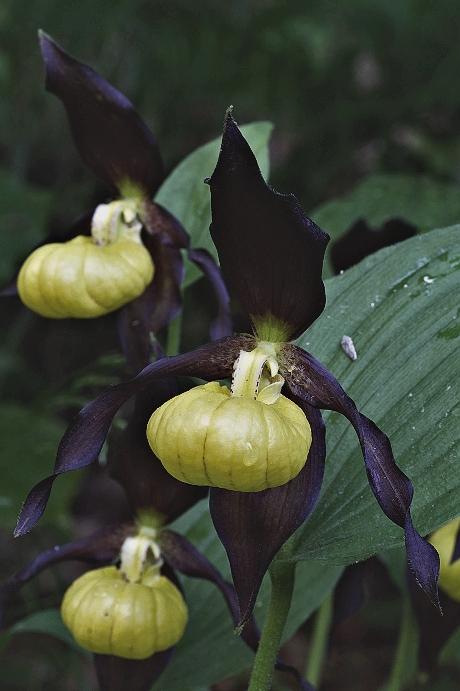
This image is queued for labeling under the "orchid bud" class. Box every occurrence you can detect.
[61,564,187,659]
[428,518,460,602]
[17,201,154,319]
[146,344,312,492]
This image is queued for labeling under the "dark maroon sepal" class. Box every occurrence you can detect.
[160,530,312,690]
[281,344,440,608]
[160,529,260,650]
[39,32,164,197]
[108,384,208,521]
[140,200,189,248]
[451,524,460,565]
[209,404,325,626]
[405,514,440,608]
[94,649,174,691]
[207,111,329,339]
[118,236,184,373]
[15,335,255,536]
[188,248,233,340]
[1,524,133,625]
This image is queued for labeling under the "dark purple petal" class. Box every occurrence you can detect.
[209,404,325,627]
[118,237,184,373]
[15,334,255,536]
[451,524,460,565]
[280,343,440,608]
[94,650,174,691]
[207,111,329,339]
[39,32,164,196]
[140,200,189,249]
[188,247,233,340]
[0,524,133,626]
[160,529,259,651]
[160,530,312,690]
[108,384,208,521]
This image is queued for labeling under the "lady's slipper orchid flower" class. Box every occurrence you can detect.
[14,111,440,629]
[11,33,231,372]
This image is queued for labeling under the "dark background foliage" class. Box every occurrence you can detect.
[2,1,460,689]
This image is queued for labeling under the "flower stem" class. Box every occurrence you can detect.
[247,553,296,691]
[305,592,333,688]
[166,310,182,357]
[387,597,418,691]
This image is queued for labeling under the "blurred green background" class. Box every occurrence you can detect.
[2,0,460,689]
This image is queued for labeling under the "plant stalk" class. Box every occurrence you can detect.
[305,591,333,688]
[247,554,296,691]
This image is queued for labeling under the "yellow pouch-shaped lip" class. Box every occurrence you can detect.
[429,517,460,603]
[61,565,188,659]
[17,235,154,319]
[147,381,312,492]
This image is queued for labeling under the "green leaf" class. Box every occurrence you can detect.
[0,404,78,528]
[2,608,82,650]
[290,224,460,565]
[0,169,52,285]
[155,500,342,690]
[310,174,460,277]
[155,122,273,287]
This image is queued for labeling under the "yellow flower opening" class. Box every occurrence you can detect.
[146,343,312,492]
[428,517,460,602]
[17,200,154,319]
[61,530,188,659]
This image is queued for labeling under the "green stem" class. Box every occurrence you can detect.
[165,310,182,357]
[387,597,418,691]
[247,554,296,691]
[305,592,333,688]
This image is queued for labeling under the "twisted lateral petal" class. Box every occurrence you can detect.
[61,566,188,659]
[209,403,325,626]
[15,335,255,536]
[208,111,329,340]
[39,32,164,196]
[280,343,440,607]
[17,236,154,319]
[147,382,311,492]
